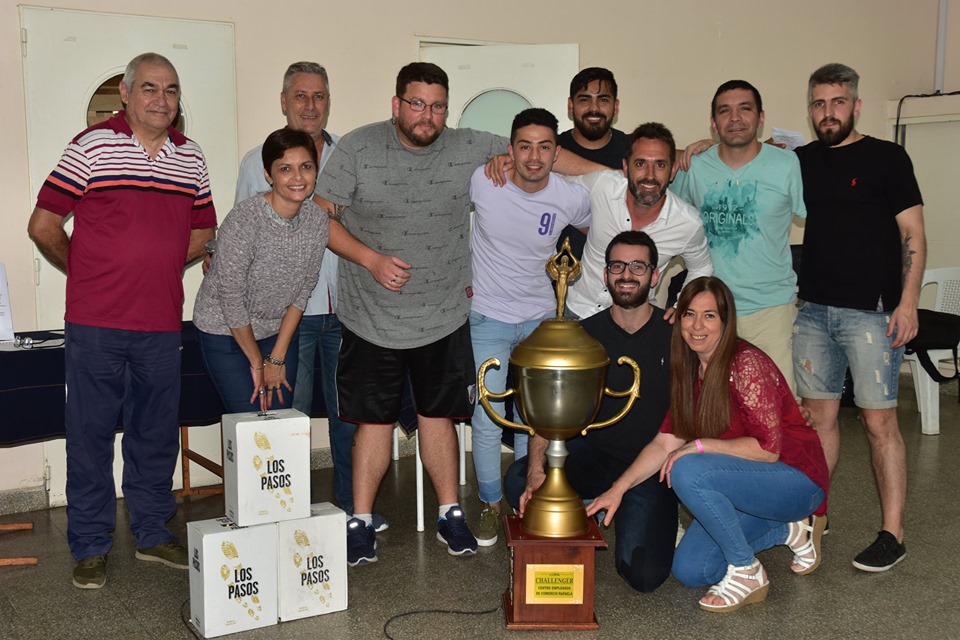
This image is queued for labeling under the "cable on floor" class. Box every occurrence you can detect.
[383,602,502,639]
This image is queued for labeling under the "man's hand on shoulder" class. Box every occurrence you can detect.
[483,154,513,187]
[678,138,715,172]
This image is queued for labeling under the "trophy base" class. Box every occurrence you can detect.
[503,515,607,630]
[520,467,588,538]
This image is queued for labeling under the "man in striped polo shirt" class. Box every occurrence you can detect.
[27,52,217,589]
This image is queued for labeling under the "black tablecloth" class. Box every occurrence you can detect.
[0,322,330,447]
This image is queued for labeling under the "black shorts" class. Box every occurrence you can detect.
[337,322,475,425]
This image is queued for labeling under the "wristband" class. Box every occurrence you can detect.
[695,438,704,453]
[263,355,286,366]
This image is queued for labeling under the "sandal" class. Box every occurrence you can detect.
[785,514,826,576]
[698,560,769,612]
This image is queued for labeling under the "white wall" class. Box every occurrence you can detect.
[1,0,957,495]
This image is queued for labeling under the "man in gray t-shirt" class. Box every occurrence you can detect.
[315,62,506,565]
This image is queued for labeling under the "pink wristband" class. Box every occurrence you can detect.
[695,439,704,453]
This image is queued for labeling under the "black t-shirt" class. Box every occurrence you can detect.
[578,307,672,466]
[795,136,923,311]
[557,128,628,170]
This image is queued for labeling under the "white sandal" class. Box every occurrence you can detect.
[785,514,826,576]
[698,560,769,612]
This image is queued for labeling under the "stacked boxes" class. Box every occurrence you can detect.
[188,517,278,638]
[188,410,348,638]
[222,409,311,526]
[277,503,348,621]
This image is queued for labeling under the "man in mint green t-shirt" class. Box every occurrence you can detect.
[673,79,805,392]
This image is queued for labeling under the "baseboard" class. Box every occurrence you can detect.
[0,487,47,516]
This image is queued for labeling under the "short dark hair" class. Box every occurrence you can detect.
[604,231,659,268]
[808,63,860,102]
[396,62,448,97]
[624,122,676,164]
[569,67,618,99]
[510,108,559,144]
[711,80,763,117]
[262,127,318,172]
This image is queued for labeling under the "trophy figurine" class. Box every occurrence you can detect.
[477,238,641,538]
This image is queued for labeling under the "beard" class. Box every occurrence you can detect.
[397,116,442,147]
[609,277,650,309]
[814,113,855,146]
[574,112,611,142]
[628,179,667,207]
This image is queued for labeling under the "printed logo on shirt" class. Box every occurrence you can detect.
[538,212,558,236]
[699,179,760,258]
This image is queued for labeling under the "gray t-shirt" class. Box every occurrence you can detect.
[193,195,328,339]
[317,120,505,348]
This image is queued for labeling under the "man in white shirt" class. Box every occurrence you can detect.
[566,123,712,319]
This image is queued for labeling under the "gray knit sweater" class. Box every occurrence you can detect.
[193,194,328,339]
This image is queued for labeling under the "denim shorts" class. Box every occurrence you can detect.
[793,300,902,409]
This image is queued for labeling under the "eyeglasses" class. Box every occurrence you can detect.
[397,96,448,114]
[606,260,655,276]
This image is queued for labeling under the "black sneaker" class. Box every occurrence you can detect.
[73,554,107,589]
[437,506,477,556]
[852,530,906,572]
[347,517,377,567]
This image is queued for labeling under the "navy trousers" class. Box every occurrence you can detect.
[64,323,180,560]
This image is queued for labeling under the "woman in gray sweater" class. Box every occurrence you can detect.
[194,128,328,413]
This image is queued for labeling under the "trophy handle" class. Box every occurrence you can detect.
[477,357,536,437]
[580,356,641,435]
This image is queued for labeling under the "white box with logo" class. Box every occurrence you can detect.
[188,517,278,638]
[276,502,349,621]
[222,408,311,526]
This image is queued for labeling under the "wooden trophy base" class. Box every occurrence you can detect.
[502,514,607,630]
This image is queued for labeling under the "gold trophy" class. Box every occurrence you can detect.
[477,238,641,538]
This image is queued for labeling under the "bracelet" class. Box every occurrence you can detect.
[250,364,264,371]
[695,439,704,453]
[263,355,286,366]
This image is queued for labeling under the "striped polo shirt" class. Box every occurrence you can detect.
[36,112,217,332]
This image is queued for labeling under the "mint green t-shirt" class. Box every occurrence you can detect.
[672,144,805,315]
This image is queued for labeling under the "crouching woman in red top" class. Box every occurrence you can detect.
[587,276,828,612]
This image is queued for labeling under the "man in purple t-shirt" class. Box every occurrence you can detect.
[467,108,590,546]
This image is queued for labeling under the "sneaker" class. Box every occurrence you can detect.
[72,554,107,589]
[347,517,377,567]
[372,513,390,533]
[437,506,477,556]
[475,506,500,547]
[852,530,906,572]
[135,541,188,570]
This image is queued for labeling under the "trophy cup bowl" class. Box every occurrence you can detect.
[476,240,641,538]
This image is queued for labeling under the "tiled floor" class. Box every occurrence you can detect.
[1,380,958,639]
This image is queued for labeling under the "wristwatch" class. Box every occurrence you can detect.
[205,239,217,255]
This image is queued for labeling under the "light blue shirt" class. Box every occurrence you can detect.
[672,144,806,315]
[235,130,340,316]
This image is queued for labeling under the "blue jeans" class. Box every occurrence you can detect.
[292,313,356,512]
[470,311,548,504]
[196,329,299,414]
[669,453,824,587]
[505,437,678,592]
[794,300,903,409]
[64,323,181,559]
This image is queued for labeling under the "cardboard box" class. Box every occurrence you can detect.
[188,517,278,638]
[223,408,311,526]
[277,502,348,621]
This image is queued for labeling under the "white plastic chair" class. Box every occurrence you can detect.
[904,267,960,435]
[393,422,467,531]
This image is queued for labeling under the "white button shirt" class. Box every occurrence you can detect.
[566,170,713,319]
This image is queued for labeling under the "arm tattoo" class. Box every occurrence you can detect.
[326,203,345,223]
[901,234,916,284]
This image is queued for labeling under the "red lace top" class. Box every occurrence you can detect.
[662,341,829,514]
